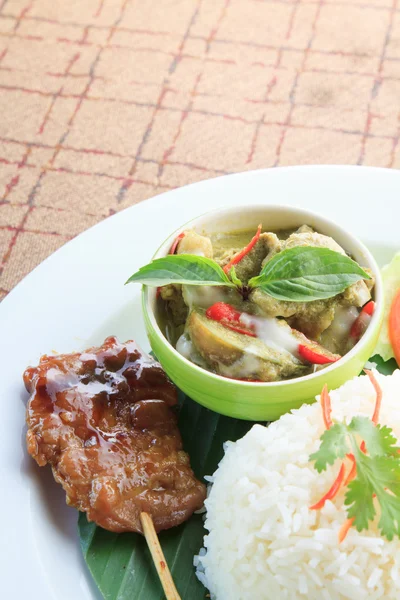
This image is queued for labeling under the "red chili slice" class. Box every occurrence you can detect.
[364,369,383,425]
[298,344,340,365]
[169,232,185,255]
[309,463,346,510]
[320,384,333,430]
[206,302,242,324]
[206,303,256,337]
[223,323,256,338]
[223,224,262,274]
[350,300,375,340]
[338,517,355,543]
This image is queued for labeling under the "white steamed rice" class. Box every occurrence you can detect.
[194,370,400,600]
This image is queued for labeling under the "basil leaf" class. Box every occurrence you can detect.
[248,246,371,302]
[125,254,234,287]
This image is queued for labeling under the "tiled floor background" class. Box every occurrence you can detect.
[1,0,400,299]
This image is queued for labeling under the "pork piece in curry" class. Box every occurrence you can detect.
[158,225,375,382]
[24,336,206,533]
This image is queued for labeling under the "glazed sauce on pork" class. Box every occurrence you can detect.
[24,336,206,533]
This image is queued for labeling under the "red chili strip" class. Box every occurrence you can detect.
[338,517,355,543]
[206,302,242,324]
[298,344,340,365]
[223,323,256,337]
[223,224,262,274]
[350,301,375,340]
[364,369,383,425]
[321,384,333,430]
[206,302,256,337]
[169,232,185,255]
[310,463,346,510]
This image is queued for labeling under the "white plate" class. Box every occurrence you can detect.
[1,166,399,599]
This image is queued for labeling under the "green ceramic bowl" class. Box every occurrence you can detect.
[142,205,384,421]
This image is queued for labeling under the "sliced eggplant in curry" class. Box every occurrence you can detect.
[186,309,308,382]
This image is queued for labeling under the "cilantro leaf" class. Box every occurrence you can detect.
[311,415,400,540]
[309,422,349,473]
[349,417,400,457]
[345,476,376,531]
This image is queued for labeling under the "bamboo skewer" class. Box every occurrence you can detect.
[140,512,182,600]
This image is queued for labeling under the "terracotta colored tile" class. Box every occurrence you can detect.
[0,16,16,33]
[369,80,400,136]
[116,181,157,210]
[167,56,204,92]
[197,61,278,103]
[389,140,400,168]
[313,5,390,55]
[86,27,110,46]
[168,112,254,171]
[208,39,278,66]
[0,230,68,291]
[218,1,292,47]
[190,0,228,38]
[279,127,362,165]
[245,124,284,168]
[134,160,160,184]
[292,105,366,132]
[362,136,393,167]
[162,89,190,110]
[53,148,132,177]
[67,46,105,76]
[18,18,84,42]
[28,146,55,167]
[34,170,121,213]
[279,49,306,71]
[306,50,379,75]
[0,140,26,164]
[95,47,172,86]
[284,3,319,49]
[0,68,63,94]
[386,14,400,59]
[120,0,198,36]
[263,101,291,125]
[111,30,181,54]
[66,98,154,155]
[0,229,14,263]
[183,37,208,59]
[160,163,222,188]
[25,205,101,235]
[295,71,374,110]
[0,203,27,227]
[89,77,162,105]
[29,0,122,26]
[382,57,400,79]
[3,37,78,75]
[140,109,185,161]
[5,167,43,203]
[192,94,265,122]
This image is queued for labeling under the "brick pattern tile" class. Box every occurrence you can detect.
[0,0,399,296]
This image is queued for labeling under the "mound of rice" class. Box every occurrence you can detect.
[195,370,400,600]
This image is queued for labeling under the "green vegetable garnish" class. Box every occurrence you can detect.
[126,246,370,303]
[125,255,235,288]
[310,415,400,541]
[247,246,370,302]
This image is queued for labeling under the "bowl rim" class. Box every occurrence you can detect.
[143,203,384,388]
